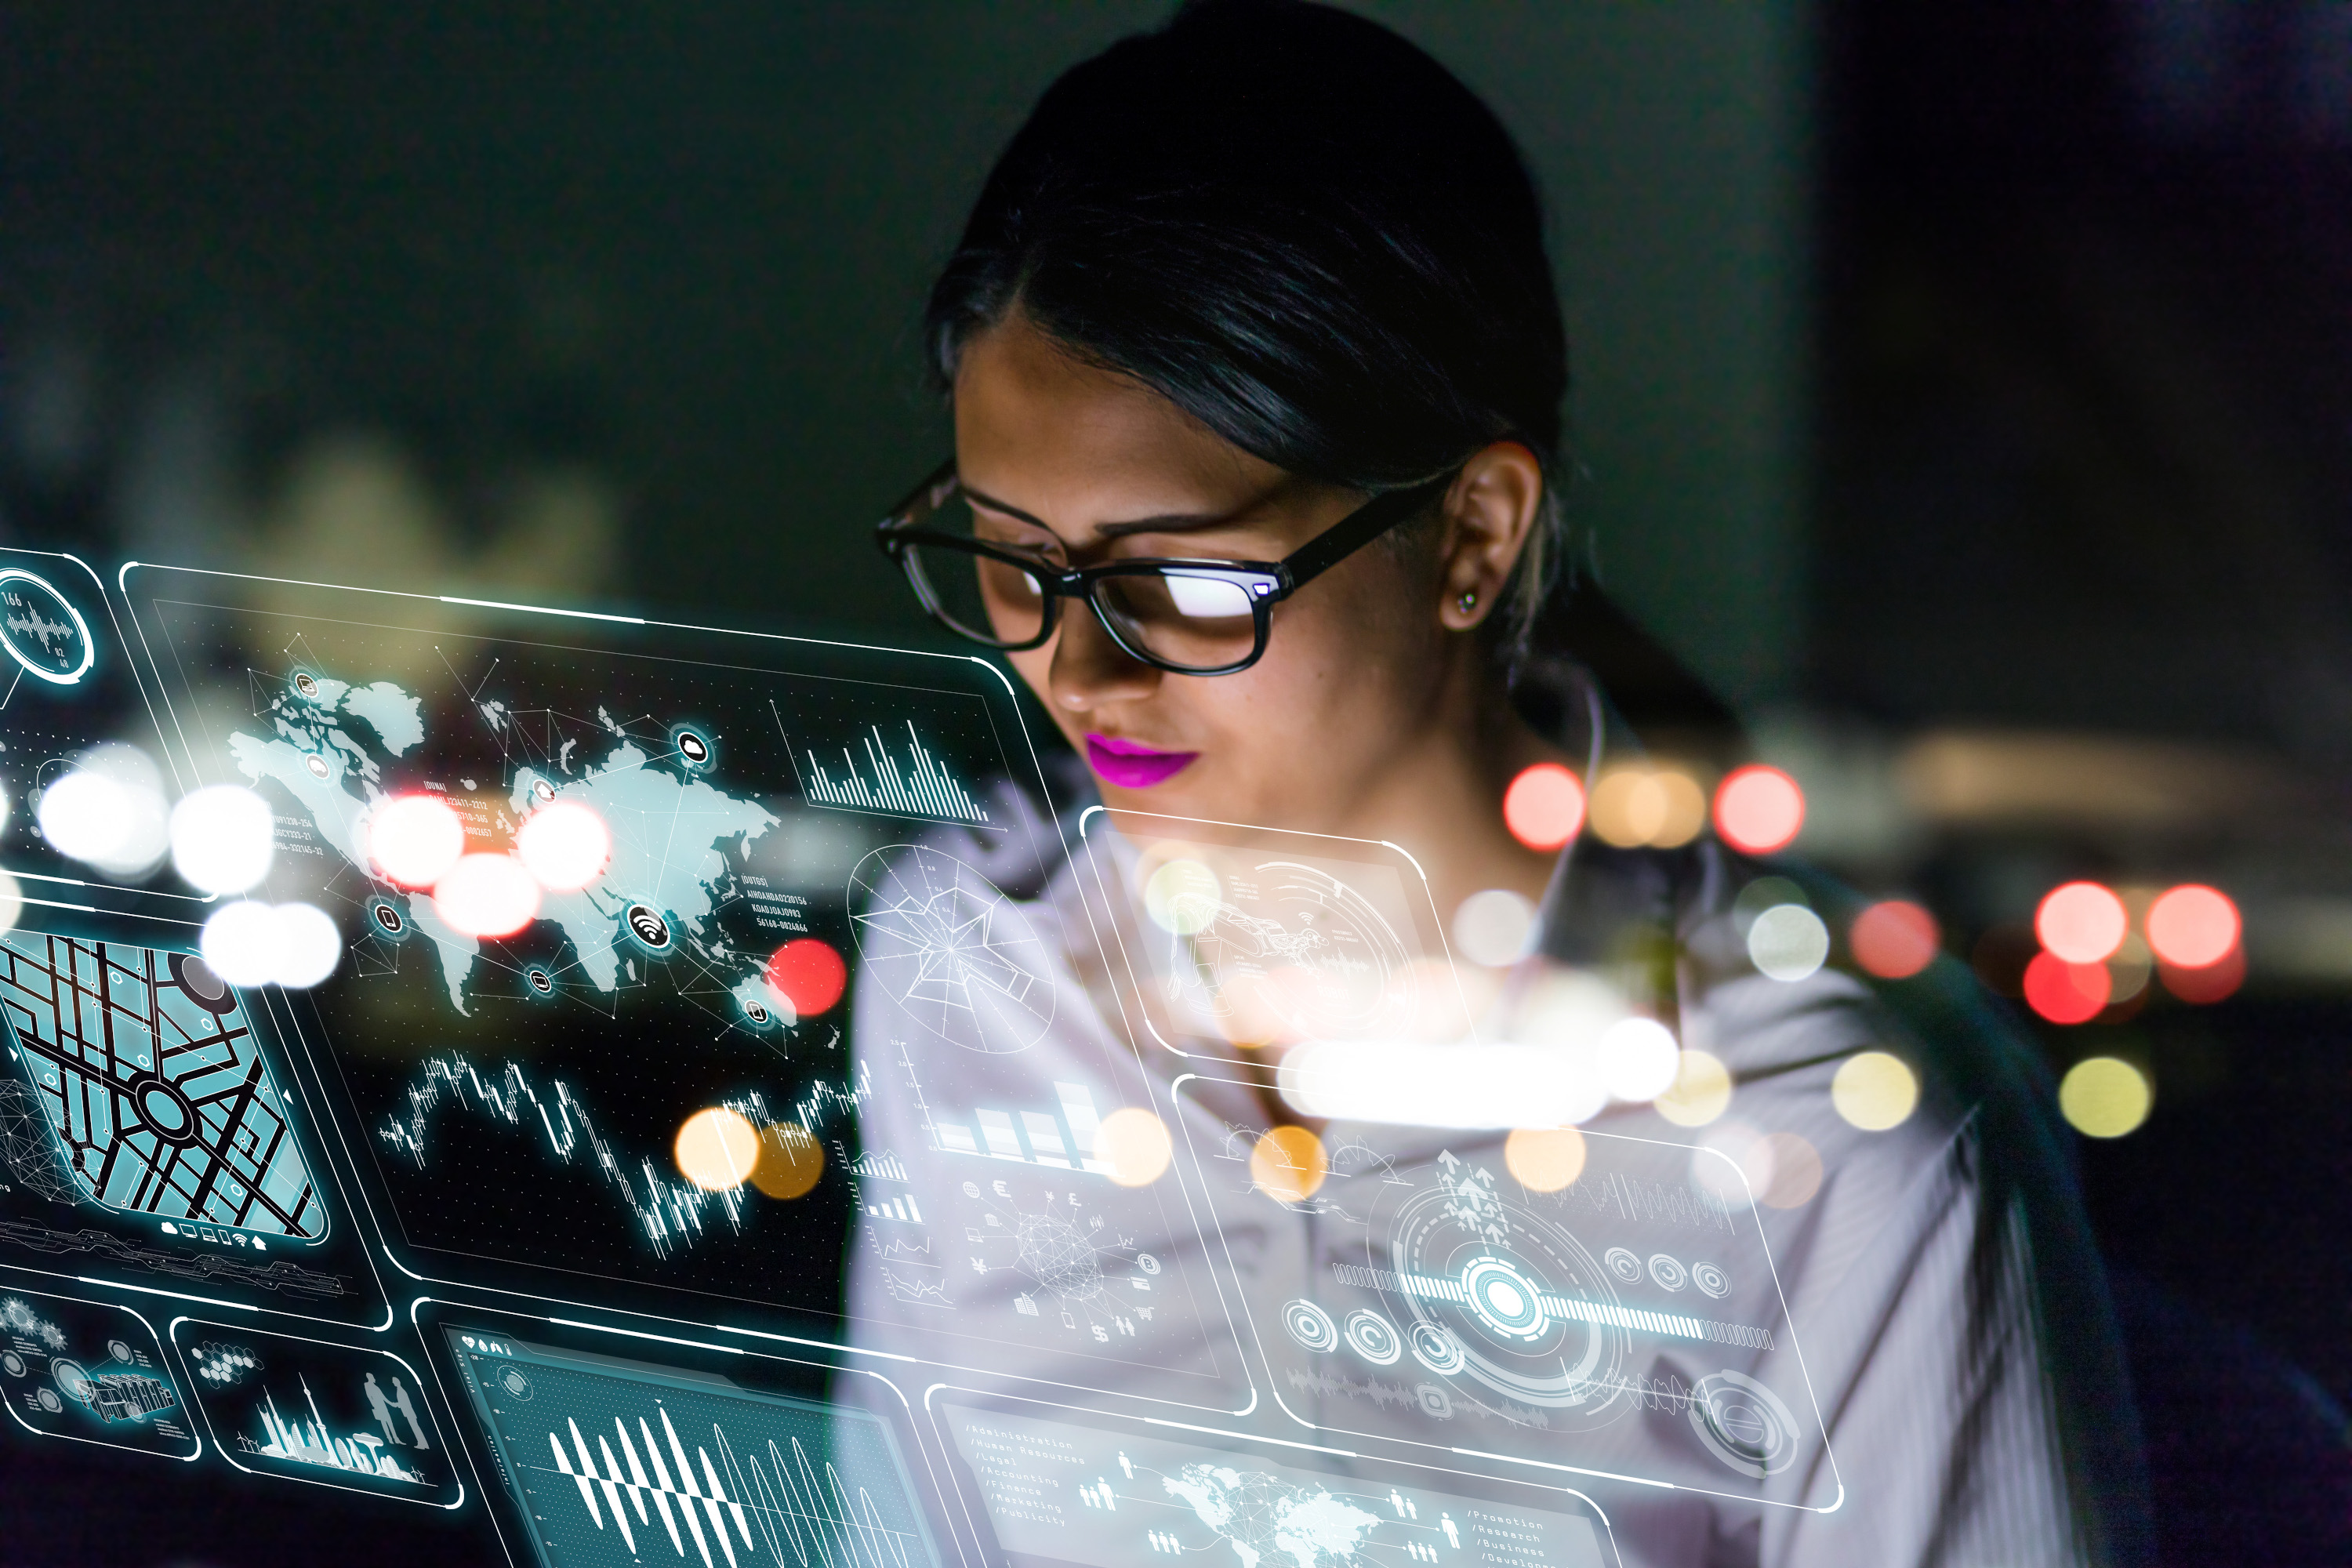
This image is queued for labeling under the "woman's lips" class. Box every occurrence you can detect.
[1085,732,1199,789]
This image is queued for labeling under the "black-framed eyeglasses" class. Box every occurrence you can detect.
[875,459,1455,676]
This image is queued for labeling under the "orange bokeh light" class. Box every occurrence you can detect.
[1712,764,1806,855]
[2146,884,2240,970]
[1849,899,1940,980]
[1502,763,1585,851]
[2024,951,2111,1024]
[2035,881,2128,964]
[766,938,847,1017]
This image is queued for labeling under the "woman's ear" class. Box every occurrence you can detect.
[1436,441,1545,631]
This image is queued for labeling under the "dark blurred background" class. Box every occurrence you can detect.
[3,1,2349,1559]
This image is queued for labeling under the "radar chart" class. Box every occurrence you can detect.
[848,846,1056,1054]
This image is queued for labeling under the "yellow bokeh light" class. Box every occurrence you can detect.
[1096,1107,1174,1187]
[1831,1051,1919,1131]
[750,1122,825,1200]
[1144,856,1221,935]
[674,1106,760,1192]
[2060,1056,2152,1139]
[1250,1124,1328,1203]
[1652,1050,1733,1127]
[1504,1127,1587,1192]
[1588,766,1707,849]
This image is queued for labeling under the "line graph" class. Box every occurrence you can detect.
[790,721,990,826]
[376,1054,871,1258]
[450,1331,936,1568]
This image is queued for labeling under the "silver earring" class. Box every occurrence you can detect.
[1457,590,1478,615]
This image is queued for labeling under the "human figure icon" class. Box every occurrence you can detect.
[1441,1513,1459,1549]
[364,1372,397,1445]
[387,1374,430,1449]
[1119,1450,1134,1479]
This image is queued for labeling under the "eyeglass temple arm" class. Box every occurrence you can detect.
[1275,474,1456,591]
[878,459,964,540]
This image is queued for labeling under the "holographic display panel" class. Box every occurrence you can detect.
[444,1327,940,1568]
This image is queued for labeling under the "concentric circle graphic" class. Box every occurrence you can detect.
[1384,1165,1631,1425]
[1343,1308,1403,1364]
[1407,1321,1466,1376]
[1688,1370,1802,1479]
[1692,1261,1731,1299]
[1282,1298,1338,1353]
[1604,1247,1644,1284]
[1647,1254,1689,1292]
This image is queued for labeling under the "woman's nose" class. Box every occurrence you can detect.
[1048,598,1161,710]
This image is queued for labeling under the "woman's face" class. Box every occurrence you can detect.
[952,312,1476,835]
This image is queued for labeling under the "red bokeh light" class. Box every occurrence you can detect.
[1502,763,1585,851]
[2024,951,2111,1024]
[2159,942,2245,1005]
[2034,882,2127,964]
[1712,764,1806,855]
[2145,884,2239,970]
[1850,900,1940,980]
[766,938,847,1018]
[368,794,466,888]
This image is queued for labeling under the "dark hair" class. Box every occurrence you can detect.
[926,0,1570,646]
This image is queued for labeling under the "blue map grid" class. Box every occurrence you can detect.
[0,935,325,1238]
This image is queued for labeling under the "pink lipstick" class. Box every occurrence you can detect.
[1085,732,1199,789]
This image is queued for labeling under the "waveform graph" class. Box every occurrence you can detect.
[448,1329,940,1568]
[848,846,1057,1054]
[789,720,991,826]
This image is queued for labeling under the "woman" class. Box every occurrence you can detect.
[850,4,2151,1563]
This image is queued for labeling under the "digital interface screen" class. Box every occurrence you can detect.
[0,556,1879,1563]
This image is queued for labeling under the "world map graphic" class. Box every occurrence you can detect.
[1161,1464,1383,1568]
[227,673,782,1019]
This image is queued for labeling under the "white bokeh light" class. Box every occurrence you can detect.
[1747,903,1831,982]
[201,900,285,986]
[515,800,611,892]
[273,902,343,988]
[1598,1016,1681,1102]
[169,784,277,894]
[368,794,466,887]
[40,744,170,877]
[433,853,542,938]
[38,770,128,862]
[1452,887,1540,967]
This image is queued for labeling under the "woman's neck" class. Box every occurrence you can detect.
[1330,656,1571,920]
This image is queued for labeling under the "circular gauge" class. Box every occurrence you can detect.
[1647,1254,1689,1292]
[1407,1320,1466,1376]
[0,568,95,686]
[1343,1309,1402,1365]
[1383,1167,1630,1426]
[1281,1298,1338,1353]
[1603,1247,1643,1284]
[1688,1370,1802,1479]
[1692,1261,1731,1299]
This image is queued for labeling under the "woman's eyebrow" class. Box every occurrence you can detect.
[961,484,1244,539]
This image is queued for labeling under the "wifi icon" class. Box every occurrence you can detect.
[625,902,673,952]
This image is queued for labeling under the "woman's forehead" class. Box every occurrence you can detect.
[953,314,1311,545]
